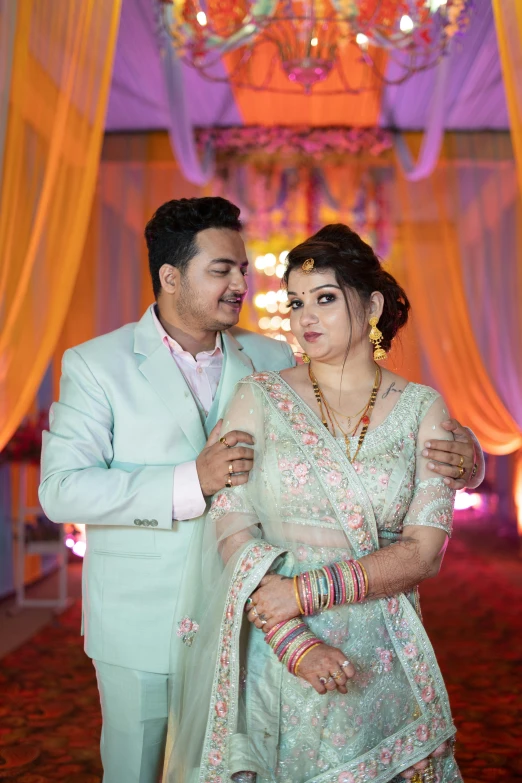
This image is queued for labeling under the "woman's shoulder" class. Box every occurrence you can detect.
[402,382,446,418]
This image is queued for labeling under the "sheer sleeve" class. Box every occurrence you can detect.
[402,394,456,537]
[207,380,268,566]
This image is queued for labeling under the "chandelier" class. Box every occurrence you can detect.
[159,0,472,94]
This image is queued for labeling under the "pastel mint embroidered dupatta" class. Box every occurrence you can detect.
[165,372,462,783]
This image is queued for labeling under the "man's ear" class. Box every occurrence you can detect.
[159,264,179,295]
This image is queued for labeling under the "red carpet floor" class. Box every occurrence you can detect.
[0,521,521,782]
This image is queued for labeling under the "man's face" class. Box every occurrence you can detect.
[175,228,249,332]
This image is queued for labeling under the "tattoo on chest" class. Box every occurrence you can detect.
[382,382,403,399]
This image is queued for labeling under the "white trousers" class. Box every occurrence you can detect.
[94,660,169,783]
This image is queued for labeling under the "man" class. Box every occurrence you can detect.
[39,197,482,783]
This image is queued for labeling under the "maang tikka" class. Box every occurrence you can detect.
[302,258,315,273]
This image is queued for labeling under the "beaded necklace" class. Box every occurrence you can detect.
[308,364,382,463]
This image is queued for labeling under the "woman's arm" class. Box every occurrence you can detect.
[250,394,455,627]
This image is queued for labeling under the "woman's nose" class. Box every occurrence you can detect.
[299,306,319,327]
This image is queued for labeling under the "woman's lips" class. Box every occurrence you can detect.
[303,332,322,342]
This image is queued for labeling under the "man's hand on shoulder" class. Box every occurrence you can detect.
[196,420,255,496]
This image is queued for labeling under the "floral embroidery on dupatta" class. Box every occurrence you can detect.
[234,373,461,783]
[176,616,200,647]
[200,540,285,783]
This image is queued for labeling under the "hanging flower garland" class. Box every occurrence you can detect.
[197,126,393,162]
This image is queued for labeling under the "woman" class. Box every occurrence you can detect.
[167,225,462,783]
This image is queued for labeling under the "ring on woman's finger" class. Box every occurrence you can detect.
[251,607,259,618]
[259,613,267,621]
[457,465,465,478]
[331,670,343,680]
[326,676,335,685]
[225,477,232,488]
[341,660,351,669]
[458,456,465,468]
[318,677,328,685]
[220,436,231,448]
[260,619,267,626]
[228,463,234,474]
[246,597,253,607]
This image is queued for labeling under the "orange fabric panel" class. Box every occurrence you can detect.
[0,0,121,451]
[226,45,385,126]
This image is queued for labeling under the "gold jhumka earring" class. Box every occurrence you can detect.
[302,353,311,363]
[369,316,387,361]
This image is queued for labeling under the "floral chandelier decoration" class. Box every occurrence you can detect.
[159,0,472,94]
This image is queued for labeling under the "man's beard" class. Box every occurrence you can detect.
[177,278,238,332]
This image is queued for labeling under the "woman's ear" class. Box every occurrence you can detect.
[369,291,384,320]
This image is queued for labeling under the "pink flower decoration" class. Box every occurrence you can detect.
[215,701,227,717]
[380,748,392,765]
[294,463,309,478]
[387,597,399,615]
[326,470,342,486]
[379,474,389,487]
[209,750,222,766]
[348,512,363,529]
[278,400,294,413]
[422,685,435,703]
[416,724,430,742]
[403,643,418,659]
[353,461,364,474]
[213,493,231,510]
[302,431,319,446]
[178,618,194,634]
[337,773,355,783]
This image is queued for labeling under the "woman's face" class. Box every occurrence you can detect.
[286,267,382,363]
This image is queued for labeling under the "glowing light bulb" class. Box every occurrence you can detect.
[279,250,289,263]
[265,291,277,304]
[265,302,278,313]
[270,316,282,329]
[311,37,318,47]
[278,302,289,313]
[254,293,266,309]
[400,15,414,33]
[356,33,369,48]
[196,11,207,26]
[275,264,285,278]
[65,537,74,548]
[281,318,291,331]
[258,317,271,330]
[73,540,86,557]
[254,255,266,270]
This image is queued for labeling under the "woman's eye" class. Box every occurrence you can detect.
[214,269,229,275]
[289,300,302,309]
[319,294,336,304]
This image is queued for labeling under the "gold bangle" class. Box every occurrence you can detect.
[294,642,321,676]
[358,560,369,597]
[293,575,305,615]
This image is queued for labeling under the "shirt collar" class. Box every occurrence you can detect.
[151,304,223,359]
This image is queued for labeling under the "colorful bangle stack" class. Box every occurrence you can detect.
[297,559,369,616]
[265,617,321,676]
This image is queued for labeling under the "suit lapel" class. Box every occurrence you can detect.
[208,331,254,427]
[134,309,207,454]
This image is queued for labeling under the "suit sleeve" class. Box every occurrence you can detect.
[39,348,175,529]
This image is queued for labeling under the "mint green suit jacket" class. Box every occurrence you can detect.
[39,308,295,673]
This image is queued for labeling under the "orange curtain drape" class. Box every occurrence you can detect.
[492,0,522,190]
[395,150,522,456]
[0,0,121,451]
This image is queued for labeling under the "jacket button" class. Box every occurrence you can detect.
[134,519,142,526]
[151,519,158,527]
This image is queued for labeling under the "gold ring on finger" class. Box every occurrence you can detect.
[251,607,258,618]
[457,465,465,478]
[458,456,465,467]
[341,660,351,669]
[225,477,232,488]
[220,436,231,448]
[331,670,343,680]
[228,463,234,474]
[326,676,335,685]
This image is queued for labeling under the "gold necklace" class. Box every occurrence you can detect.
[308,365,382,463]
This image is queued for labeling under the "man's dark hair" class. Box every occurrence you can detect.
[144,197,242,297]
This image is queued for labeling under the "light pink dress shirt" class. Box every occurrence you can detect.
[152,306,223,521]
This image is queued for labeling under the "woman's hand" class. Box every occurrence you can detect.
[296,643,356,695]
[246,574,300,631]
